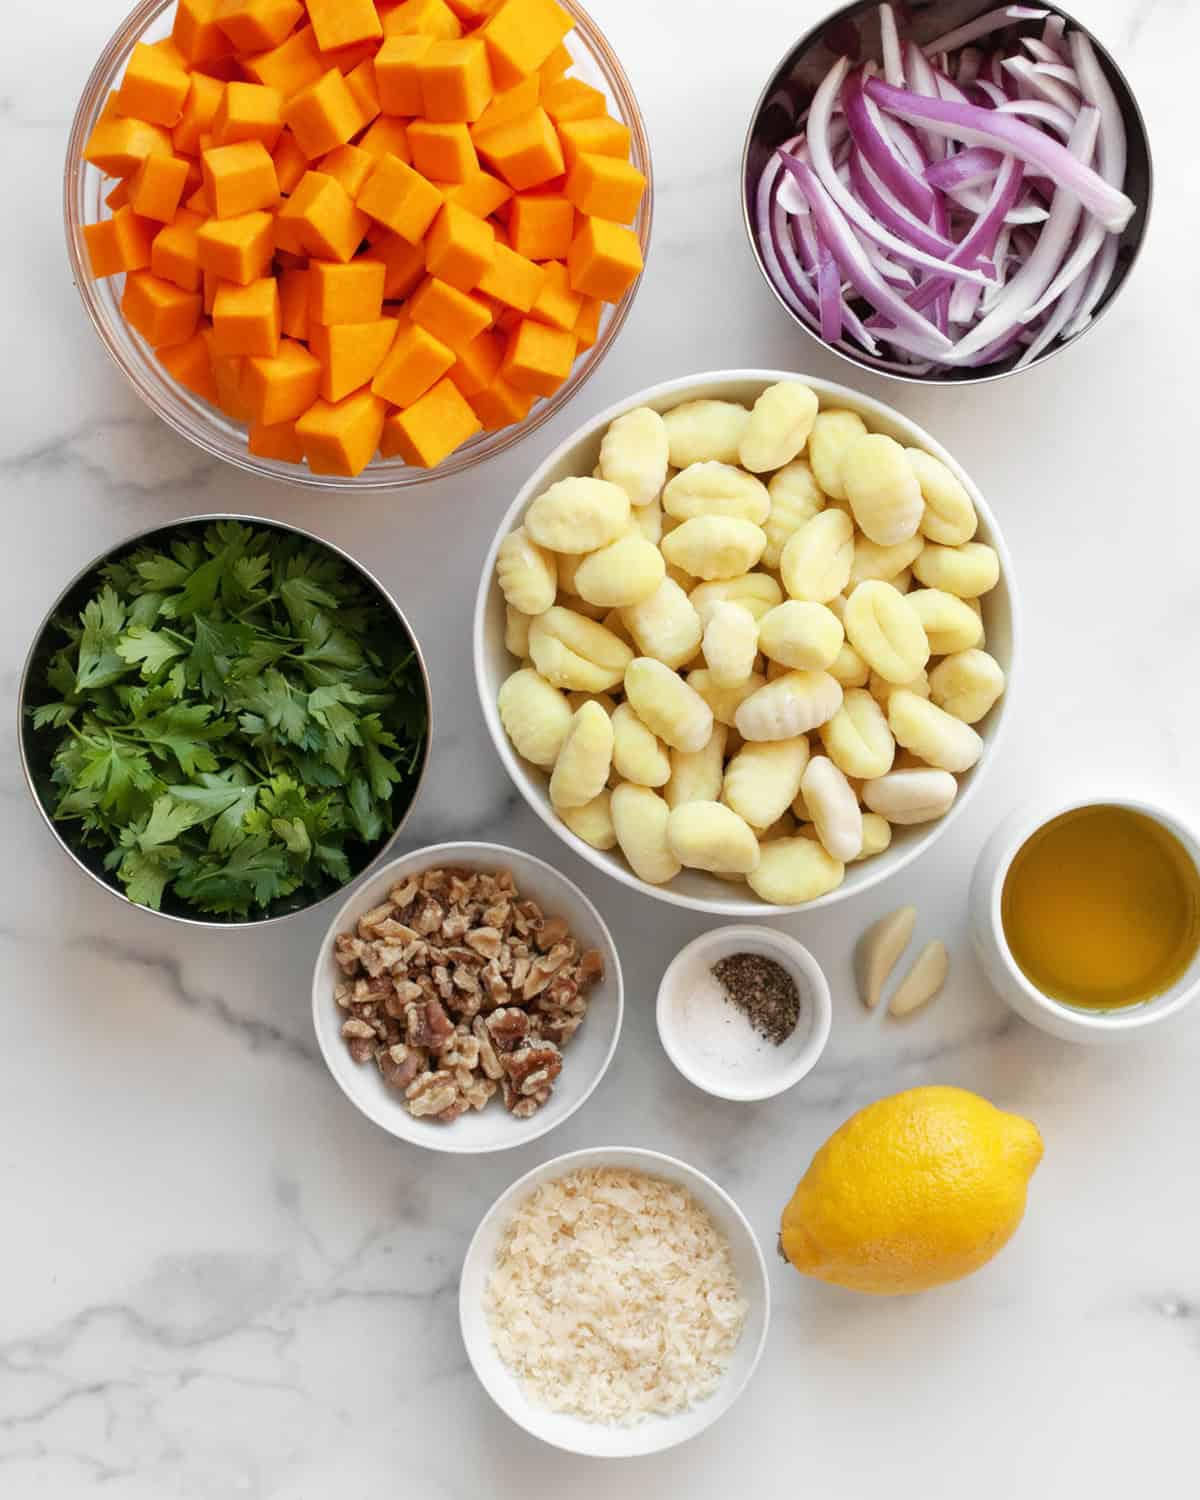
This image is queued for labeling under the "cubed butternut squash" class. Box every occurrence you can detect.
[151,208,206,290]
[159,326,221,402]
[283,67,364,158]
[295,388,389,475]
[444,169,511,218]
[408,275,492,350]
[567,215,642,302]
[380,375,481,465]
[371,320,455,406]
[319,143,375,197]
[506,190,574,259]
[417,39,493,123]
[408,120,478,183]
[242,25,325,96]
[278,266,311,338]
[118,41,192,126]
[271,128,309,192]
[306,0,383,53]
[467,373,534,430]
[248,419,306,462]
[202,139,280,218]
[478,0,572,89]
[130,153,191,222]
[424,201,495,291]
[215,0,303,53]
[172,0,236,67]
[558,114,631,164]
[475,239,544,310]
[84,205,156,279]
[84,117,174,178]
[308,316,398,400]
[565,151,645,224]
[196,208,275,282]
[242,336,322,422]
[211,275,281,356]
[122,270,202,347]
[382,0,463,40]
[356,153,444,243]
[310,258,387,323]
[212,81,285,149]
[500,316,575,396]
[529,257,581,330]
[374,34,433,115]
[474,107,563,191]
[541,77,605,124]
[174,73,225,154]
[361,232,427,298]
[275,170,368,260]
[445,325,503,397]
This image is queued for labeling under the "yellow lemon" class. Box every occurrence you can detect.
[780,1086,1043,1295]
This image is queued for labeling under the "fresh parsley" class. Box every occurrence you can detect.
[31,522,428,919]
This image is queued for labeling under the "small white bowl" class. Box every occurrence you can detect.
[473,369,1018,917]
[657,926,832,1101]
[970,790,1200,1043]
[311,842,623,1153]
[459,1145,771,1457]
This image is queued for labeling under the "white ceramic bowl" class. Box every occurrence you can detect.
[657,925,832,1101]
[311,842,623,1152]
[970,791,1200,1043]
[459,1145,771,1457]
[474,369,1018,915]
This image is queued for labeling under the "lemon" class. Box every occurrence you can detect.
[780,1086,1043,1295]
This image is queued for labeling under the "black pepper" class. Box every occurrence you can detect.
[711,952,800,1046]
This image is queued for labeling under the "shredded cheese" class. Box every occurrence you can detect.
[484,1166,747,1425]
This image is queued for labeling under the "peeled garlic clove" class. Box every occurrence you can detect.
[857,905,917,1011]
[888,940,949,1018]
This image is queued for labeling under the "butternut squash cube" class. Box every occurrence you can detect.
[151,208,206,290]
[242,336,322,423]
[319,143,374,197]
[202,326,253,417]
[417,40,493,124]
[105,179,132,211]
[539,41,572,85]
[309,317,398,400]
[212,276,281,357]
[382,0,463,41]
[478,0,573,89]
[445,0,501,19]
[196,209,275,283]
[130,154,191,222]
[307,0,382,53]
[356,154,444,243]
[558,114,631,164]
[172,0,235,67]
[408,120,478,183]
[542,77,605,125]
[310,259,387,323]
[444,169,511,218]
[271,129,308,192]
[565,151,646,224]
[446,326,503,397]
[212,81,285,149]
[359,117,412,164]
[573,293,602,349]
[567,216,642,302]
[243,26,325,96]
[474,108,563,191]
[215,0,303,53]
[380,376,481,466]
[275,171,368,261]
[424,201,495,291]
[202,140,280,218]
[122,271,202,347]
[84,117,173,178]
[278,267,310,339]
[347,60,381,129]
[83,205,155,279]
[248,419,306,462]
[371,321,455,406]
[500,316,575,396]
[476,240,544,311]
[529,258,581,330]
[173,73,225,155]
[283,68,364,159]
[118,42,192,127]
[506,190,573,260]
[375,36,434,115]
[473,75,539,134]
[361,232,427,299]
[159,327,221,402]
[296,388,389,475]
[467,372,534,430]
[408,276,492,350]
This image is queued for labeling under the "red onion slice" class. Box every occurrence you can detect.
[922,6,1050,57]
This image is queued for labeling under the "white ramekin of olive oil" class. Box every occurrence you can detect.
[970,795,1200,1043]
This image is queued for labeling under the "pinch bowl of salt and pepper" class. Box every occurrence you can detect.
[656,927,833,1103]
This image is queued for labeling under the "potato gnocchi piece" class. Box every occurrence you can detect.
[763,459,826,568]
[908,448,978,546]
[722,737,810,830]
[781,508,855,603]
[735,670,843,742]
[748,836,845,905]
[702,601,758,688]
[802,755,863,863]
[550,701,615,810]
[808,408,867,499]
[528,606,634,692]
[843,580,930,685]
[739,381,820,473]
[868,668,930,709]
[498,668,574,769]
[663,399,750,467]
[820,688,895,780]
[667,801,760,874]
[574,534,666,608]
[842,433,924,547]
[689,573,782,622]
[849,532,924,588]
[665,724,728,808]
[829,640,870,688]
[625,656,714,752]
[525,477,631,553]
[622,577,703,668]
[906,588,984,655]
[888,690,984,773]
[687,668,767,729]
[912,541,1000,599]
[611,783,681,884]
[661,516,766,581]
[663,462,770,524]
[566,691,617,713]
[928,649,1005,724]
[559,790,617,851]
[505,605,532,659]
[862,767,958,824]
[599,406,669,506]
[496,527,557,616]
[852,812,893,861]
[611,701,671,787]
[758,600,844,671]
[628,495,664,544]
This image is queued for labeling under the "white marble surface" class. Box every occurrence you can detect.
[3,0,1198,1493]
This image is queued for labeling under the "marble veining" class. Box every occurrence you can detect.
[2,0,1197,1494]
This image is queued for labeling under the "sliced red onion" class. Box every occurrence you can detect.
[904,41,949,159]
[926,146,1004,190]
[847,152,963,258]
[994,97,1077,139]
[1016,261,1089,367]
[1002,56,1081,114]
[865,77,1134,230]
[922,6,1050,57]
[1062,233,1120,337]
[1021,36,1060,64]
[957,47,983,84]
[879,3,905,88]
[1042,14,1067,55]
[843,67,937,219]
[817,246,844,343]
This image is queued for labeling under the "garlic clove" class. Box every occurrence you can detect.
[856,905,917,1010]
[888,940,950,1018]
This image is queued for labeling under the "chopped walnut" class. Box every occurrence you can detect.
[332,867,598,1127]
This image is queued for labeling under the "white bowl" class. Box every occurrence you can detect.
[474,369,1018,916]
[311,842,623,1153]
[657,925,832,1101]
[970,790,1200,1043]
[459,1145,771,1457]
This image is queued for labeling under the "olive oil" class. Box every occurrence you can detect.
[1001,805,1200,1011]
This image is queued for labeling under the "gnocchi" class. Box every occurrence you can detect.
[492,383,1005,903]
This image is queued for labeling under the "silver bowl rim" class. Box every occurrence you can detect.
[17,512,434,930]
[738,0,1156,388]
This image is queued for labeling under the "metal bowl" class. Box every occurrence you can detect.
[18,515,432,929]
[740,0,1153,385]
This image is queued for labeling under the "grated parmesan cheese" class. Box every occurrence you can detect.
[484,1166,747,1425]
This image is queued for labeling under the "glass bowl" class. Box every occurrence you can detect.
[63,0,654,489]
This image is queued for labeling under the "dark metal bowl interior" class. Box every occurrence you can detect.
[742,0,1153,385]
[19,517,431,928]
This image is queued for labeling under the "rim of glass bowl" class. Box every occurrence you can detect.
[63,0,654,490]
